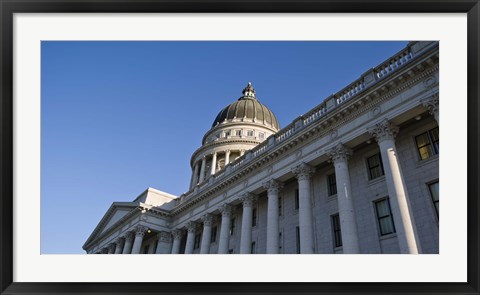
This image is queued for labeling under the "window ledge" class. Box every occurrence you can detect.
[416,154,439,168]
[368,176,386,186]
[327,194,337,202]
[379,233,397,240]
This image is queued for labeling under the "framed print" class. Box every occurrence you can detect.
[1,0,479,294]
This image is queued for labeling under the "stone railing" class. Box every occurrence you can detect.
[374,48,413,79]
[275,122,295,143]
[303,102,328,125]
[336,80,366,105]
[252,140,269,158]
[175,41,436,207]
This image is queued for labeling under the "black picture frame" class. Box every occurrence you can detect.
[1,1,479,294]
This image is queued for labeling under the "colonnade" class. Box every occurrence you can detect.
[190,149,246,189]
[97,120,420,255]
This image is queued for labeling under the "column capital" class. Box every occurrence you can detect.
[123,231,135,242]
[186,221,198,233]
[368,119,399,142]
[172,229,184,240]
[221,204,233,217]
[114,237,125,245]
[240,192,257,208]
[108,243,116,252]
[202,213,215,226]
[158,231,172,243]
[291,162,315,181]
[135,225,148,237]
[263,179,284,193]
[326,143,352,164]
[421,93,439,119]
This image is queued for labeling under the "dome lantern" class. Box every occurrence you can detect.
[241,82,256,99]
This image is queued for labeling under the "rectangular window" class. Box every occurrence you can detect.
[367,153,385,180]
[374,198,396,236]
[278,196,282,216]
[259,132,265,139]
[328,173,337,196]
[194,233,201,249]
[331,214,342,247]
[251,242,256,254]
[225,130,231,137]
[236,130,242,136]
[415,127,439,160]
[294,189,299,210]
[230,218,235,236]
[247,130,254,137]
[252,208,257,227]
[279,232,283,252]
[295,226,301,254]
[211,226,217,243]
[429,181,439,217]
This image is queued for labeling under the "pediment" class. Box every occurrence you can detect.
[83,202,138,248]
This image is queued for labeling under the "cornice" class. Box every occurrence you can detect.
[190,138,263,166]
[202,120,279,145]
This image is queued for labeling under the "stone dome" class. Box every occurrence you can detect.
[211,82,280,130]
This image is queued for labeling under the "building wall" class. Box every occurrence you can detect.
[192,115,439,255]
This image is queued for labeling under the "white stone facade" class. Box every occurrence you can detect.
[83,41,439,255]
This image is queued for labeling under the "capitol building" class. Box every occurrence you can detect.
[83,41,439,255]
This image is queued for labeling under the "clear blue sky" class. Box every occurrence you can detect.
[41,41,408,254]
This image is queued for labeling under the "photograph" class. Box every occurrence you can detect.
[40,41,440,255]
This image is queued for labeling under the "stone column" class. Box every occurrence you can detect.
[171,229,183,254]
[326,144,361,254]
[263,179,283,254]
[114,237,125,254]
[147,243,155,254]
[122,231,134,254]
[130,225,148,254]
[211,152,218,175]
[107,243,116,254]
[218,204,233,254]
[239,193,256,254]
[368,120,420,254]
[184,221,197,254]
[422,93,439,124]
[155,231,172,254]
[199,156,207,183]
[190,162,200,189]
[200,214,214,254]
[225,150,231,165]
[292,163,316,254]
